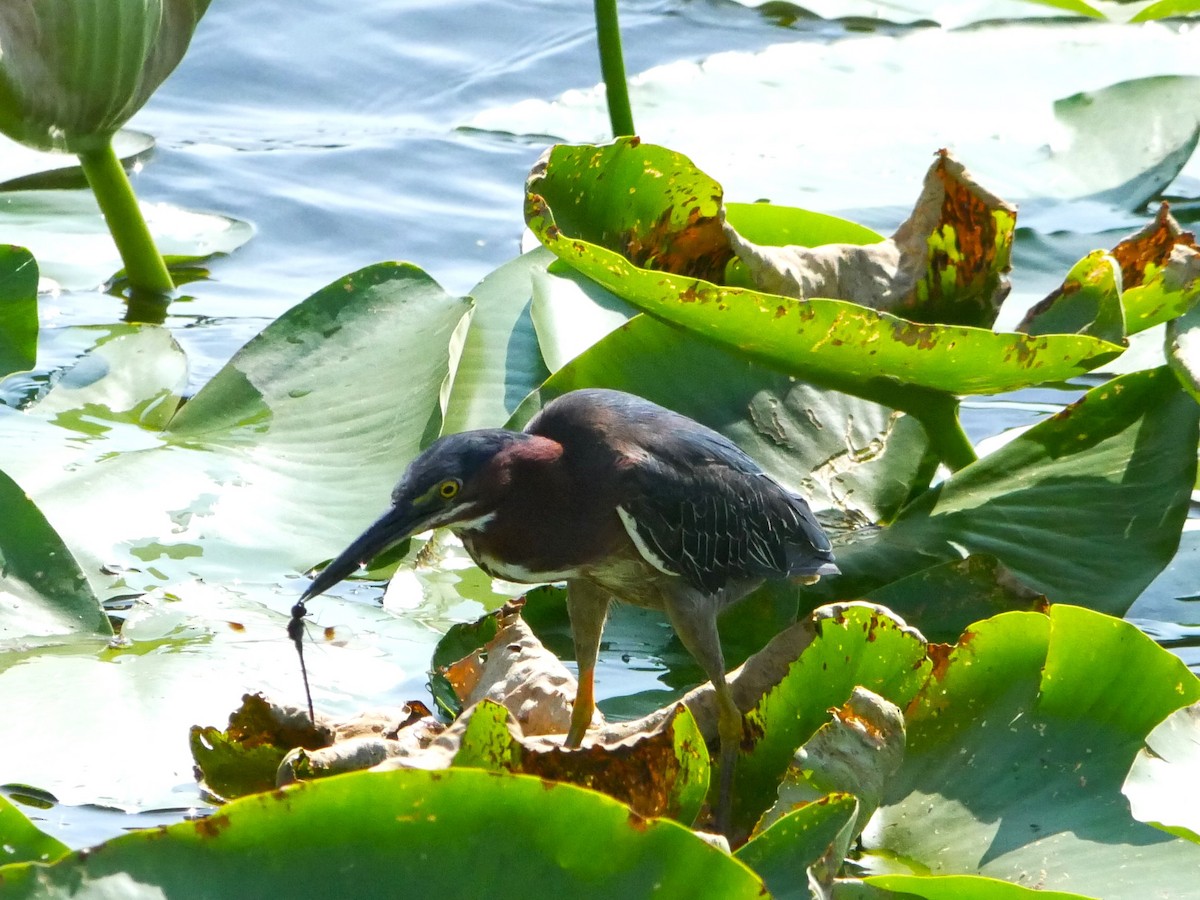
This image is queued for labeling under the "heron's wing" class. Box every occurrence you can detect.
[619,449,834,595]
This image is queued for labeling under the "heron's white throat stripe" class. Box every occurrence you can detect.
[617,506,677,576]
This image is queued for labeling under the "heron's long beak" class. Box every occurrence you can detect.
[300,503,429,602]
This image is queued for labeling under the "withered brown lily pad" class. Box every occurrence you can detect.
[1021,203,1200,338]
[449,699,711,825]
[724,150,1015,327]
[190,692,335,801]
[190,692,438,800]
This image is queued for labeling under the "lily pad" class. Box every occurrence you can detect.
[809,367,1199,620]
[441,247,554,433]
[0,466,109,639]
[0,793,68,868]
[0,130,155,192]
[864,606,1200,897]
[0,769,767,899]
[1122,700,1200,844]
[525,139,1124,419]
[0,189,253,291]
[0,262,471,596]
[733,793,860,900]
[0,244,37,378]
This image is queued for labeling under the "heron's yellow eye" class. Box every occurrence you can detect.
[438,479,460,500]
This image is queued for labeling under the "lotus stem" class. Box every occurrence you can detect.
[78,138,174,296]
[919,398,978,472]
[594,0,635,137]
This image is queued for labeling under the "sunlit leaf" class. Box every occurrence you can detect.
[859,873,1099,899]
[734,793,859,900]
[0,769,767,898]
[1123,701,1200,844]
[0,263,471,592]
[736,605,929,835]
[1018,251,1125,343]
[526,139,1123,417]
[727,152,1016,327]
[864,606,1200,896]
[0,793,68,868]
[441,247,553,433]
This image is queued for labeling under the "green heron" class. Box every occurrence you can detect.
[299,388,837,831]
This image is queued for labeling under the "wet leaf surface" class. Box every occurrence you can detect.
[0,769,767,899]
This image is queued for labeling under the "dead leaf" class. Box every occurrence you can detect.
[725,150,1014,326]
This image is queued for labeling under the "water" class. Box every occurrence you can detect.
[5,0,1200,847]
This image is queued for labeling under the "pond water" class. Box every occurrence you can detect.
[3,0,1200,849]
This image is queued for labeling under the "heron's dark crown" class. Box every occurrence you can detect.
[392,429,531,503]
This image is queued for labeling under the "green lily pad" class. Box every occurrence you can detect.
[811,367,1199,619]
[0,263,471,595]
[510,311,937,526]
[0,793,68,868]
[441,247,554,433]
[1166,270,1200,403]
[865,606,1200,896]
[734,793,859,900]
[0,769,767,898]
[859,873,1099,900]
[0,466,109,639]
[1019,251,1125,344]
[0,129,155,191]
[0,189,252,291]
[1122,701,1200,844]
[525,139,1123,417]
[0,244,37,378]
[735,605,929,835]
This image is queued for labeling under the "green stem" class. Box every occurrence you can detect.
[917,396,978,472]
[78,139,174,296]
[594,0,635,137]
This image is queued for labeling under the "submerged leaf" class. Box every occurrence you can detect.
[726,151,1015,327]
